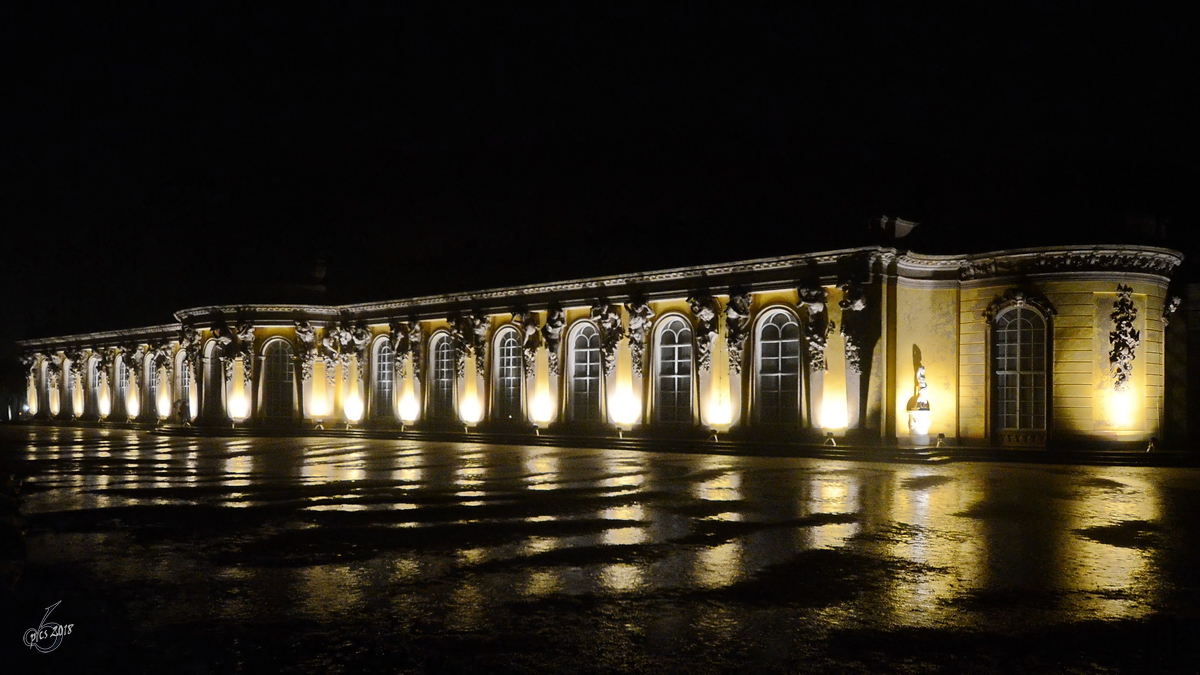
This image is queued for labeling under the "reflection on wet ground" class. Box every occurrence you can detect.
[4,426,1200,672]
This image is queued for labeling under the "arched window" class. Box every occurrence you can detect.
[655,316,693,423]
[372,339,394,420]
[88,358,100,404]
[494,328,523,422]
[993,306,1047,432]
[429,334,456,421]
[144,357,159,415]
[262,340,295,419]
[177,356,191,418]
[201,340,226,419]
[756,309,801,425]
[569,323,602,422]
[116,357,128,400]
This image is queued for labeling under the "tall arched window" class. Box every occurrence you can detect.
[655,316,693,423]
[372,339,394,420]
[262,340,295,419]
[494,328,523,422]
[569,323,602,422]
[993,306,1047,433]
[756,309,801,425]
[116,357,128,402]
[177,356,191,418]
[87,358,99,412]
[429,334,456,421]
[145,358,159,415]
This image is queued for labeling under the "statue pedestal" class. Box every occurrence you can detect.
[907,409,931,446]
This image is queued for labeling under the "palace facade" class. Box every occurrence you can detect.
[15,244,1185,448]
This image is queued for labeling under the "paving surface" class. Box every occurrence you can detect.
[3,426,1200,673]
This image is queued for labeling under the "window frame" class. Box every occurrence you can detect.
[753,307,803,427]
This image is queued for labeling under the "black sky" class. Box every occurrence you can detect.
[3,2,1199,351]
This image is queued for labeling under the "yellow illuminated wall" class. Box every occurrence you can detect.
[895,281,958,440]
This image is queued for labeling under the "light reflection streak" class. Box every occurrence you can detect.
[694,541,742,589]
[523,448,559,490]
[1063,470,1160,620]
[297,565,362,621]
[883,468,984,628]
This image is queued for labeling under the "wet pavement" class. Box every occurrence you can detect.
[3,426,1200,673]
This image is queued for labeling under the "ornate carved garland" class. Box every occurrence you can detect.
[542,306,566,376]
[624,301,654,378]
[686,293,720,372]
[295,320,318,382]
[724,292,752,374]
[798,284,830,372]
[1109,284,1139,392]
[513,311,542,378]
[838,282,868,374]
[389,319,422,383]
[591,301,624,376]
[982,288,1057,322]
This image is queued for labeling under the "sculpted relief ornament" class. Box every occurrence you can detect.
[542,306,566,376]
[451,312,488,380]
[724,292,752,374]
[591,301,625,376]
[179,323,201,381]
[350,324,371,383]
[389,320,422,383]
[838,282,868,373]
[235,322,256,387]
[624,301,655,378]
[295,320,318,381]
[513,311,542,378]
[686,293,720,372]
[982,288,1057,323]
[798,284,830,372]
[321,320,355,384]
[1109,284,1140,392]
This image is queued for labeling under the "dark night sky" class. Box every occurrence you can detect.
[2,2,1198,358]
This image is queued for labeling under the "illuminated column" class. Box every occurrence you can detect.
[158,364,173,419]
[529,341,557,427]
[345,357,365,423]
[608,336,640,428]
[702,309,735,430]
[26,370,38,417]
[458,351,484,426]
[818,291,849,432]
[58,358,77,420]
[397,356,421,425]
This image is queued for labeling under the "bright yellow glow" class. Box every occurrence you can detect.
[707,390,732,427]
[398,383,420,422]
[459,395,482,424]
[610,388,640,426]
[27,377,38,415]
[227,363,250,420]
[127,384,140,418]
[609,340,640,427]
[73,373,84,413]
[49,387,61,415]
[530,391,554,424]
[98,376,111,417]
[156,371,171,418]
[1107,389,1137,429]
[188,374,198,420]
[820,396,848,429]
[908,410,931,436]
[705,322,734,428]
[459,354,482,424]
[344,393,364,422]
